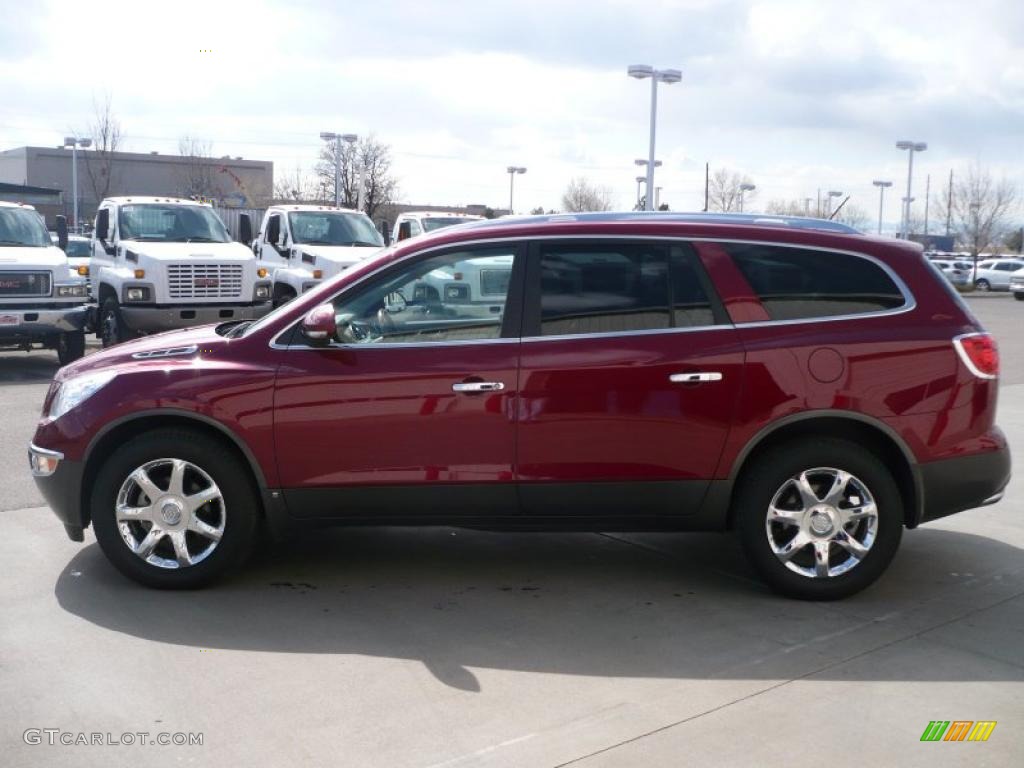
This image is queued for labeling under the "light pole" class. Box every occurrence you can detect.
[63,136,92,231]
[896,140,927,238]
[635,175,646,209]
[319,131,358,208]
[739,182,756,213]
[969,201,981,281]
[506,166,526,214]
[872,180,892,234]
[627,64,681,211]
[826,190,843,218]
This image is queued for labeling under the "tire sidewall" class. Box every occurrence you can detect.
[90,429,259,588]
[736,438,903,600]
[100,297,122,348]
[57,331,85,365]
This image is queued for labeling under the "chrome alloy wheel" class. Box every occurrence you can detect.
[765,467,878,579]
[115,458,226,569]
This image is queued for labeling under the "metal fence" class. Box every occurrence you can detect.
[214,207,264,242]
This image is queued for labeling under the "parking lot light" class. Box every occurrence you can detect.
[739,182,756,213]
[507,166,526,215]
[627,65,681,210]
[62,136,92,231]
[873,180,893,234]
[896,140,927,238]
[826,190,843,218]
[320,131,359,208]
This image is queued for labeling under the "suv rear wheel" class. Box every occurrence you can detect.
[735,437,903,600]
[91,429,259,588]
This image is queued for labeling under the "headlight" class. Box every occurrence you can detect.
[125,286,151,302]
[49,371,117,420]
[56,284,89,297]
[255,284,271,299]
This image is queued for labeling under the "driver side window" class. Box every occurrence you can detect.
[328,246,518,345]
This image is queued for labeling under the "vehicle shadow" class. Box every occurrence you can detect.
[0,352,60,383]
[55,526,1024,690]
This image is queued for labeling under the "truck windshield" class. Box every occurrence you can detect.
[118,204,232,243]
[0,208,51,247]
[422,217,475,232]
[288,212,383,247]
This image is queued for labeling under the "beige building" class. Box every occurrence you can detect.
[0,146,273,226]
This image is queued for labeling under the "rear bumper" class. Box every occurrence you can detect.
[917,438,1011,525]
[0,305,88,342]
[119,301,272,332]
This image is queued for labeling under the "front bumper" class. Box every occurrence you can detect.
[119,301,272,333]
[918,440,1011,524]
[29,443,86,541]
[0,305,88,341]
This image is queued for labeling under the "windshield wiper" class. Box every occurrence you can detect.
[338,240,382,247]
[185,237,225,243]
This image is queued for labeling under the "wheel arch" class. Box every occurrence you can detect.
[722,411,923,529]
[80,410,269,527]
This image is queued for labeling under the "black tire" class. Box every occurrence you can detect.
[735,437,903,600]
[90,428,260,589]
[56,331,86,365]
[975,279,991,292]
[99,296,131,347]
[1014,293,1024,301]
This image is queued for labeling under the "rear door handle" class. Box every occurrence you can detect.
[452,381,505,393]
[669,372,723,384]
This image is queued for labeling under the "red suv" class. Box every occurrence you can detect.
[28,213,1010,599]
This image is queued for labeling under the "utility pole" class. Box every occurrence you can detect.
[703,162,709,212]
[923,174,931,236]
[945,169,954,237]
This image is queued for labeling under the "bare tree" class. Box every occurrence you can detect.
[273,164,316,203]
[314,135,399,219]
[707,168,755,212]
[932,164,1018,258]
[82,94,123,203]
[832,202,871,230]
[765,199,808,217]
[177,135,218,200]
[560,177,613,212]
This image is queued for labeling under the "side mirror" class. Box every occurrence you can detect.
[397,221,412,241]
[266,216,280,246]
[56,215,68,250]
[239,213,253,245]
[300,303,337,346]
[95,209,109,241]
[380,220,391,247]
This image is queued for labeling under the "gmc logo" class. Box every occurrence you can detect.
[194,278,219,288]
[0,280,19,289]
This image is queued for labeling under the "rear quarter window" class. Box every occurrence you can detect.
[725,243,906,321]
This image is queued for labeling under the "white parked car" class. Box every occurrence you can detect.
[0,203,89,363]
[972,258,1024,292]
[247,205,383,307]
[89,197,272,346]
[392,211,483,243]
[931,259,972,287]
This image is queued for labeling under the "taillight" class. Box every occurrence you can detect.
[954,333,999,379]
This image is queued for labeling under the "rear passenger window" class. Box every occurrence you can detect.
[537,243,716,336]
[726,244,905,321]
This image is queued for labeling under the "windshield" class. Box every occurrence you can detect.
[422,217,476,233]
[64,240,92,257]
[118,204,232,243]
[0,208,51,247]
[288,211,383,247]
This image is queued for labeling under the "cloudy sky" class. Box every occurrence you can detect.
[1,0,1021,227]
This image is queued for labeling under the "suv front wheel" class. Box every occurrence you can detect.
[735,437,903,600]
[91,429,259,588]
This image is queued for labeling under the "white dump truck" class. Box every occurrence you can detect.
[0,203,89,364]
[246,204,384,307]
[89,197,272,346]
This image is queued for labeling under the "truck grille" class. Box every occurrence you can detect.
[167,264,244,299]
[0,271,51,297]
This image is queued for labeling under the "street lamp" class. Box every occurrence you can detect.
[627,64,681,211]
[739,182,756,213]
[507,166,526,214]
[635,175,646,209]
[63,136,92,230]
[872,180,892,234]
[896,140,927,238]
[319,131,359,208]
[826,190,843,218]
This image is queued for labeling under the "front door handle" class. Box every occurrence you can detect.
[452,381,505,393]
[669,372,723,384]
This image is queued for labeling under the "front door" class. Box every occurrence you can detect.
[515,239,744,518]
[273,243,524,520]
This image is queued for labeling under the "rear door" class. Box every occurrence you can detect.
[515,239,744,519]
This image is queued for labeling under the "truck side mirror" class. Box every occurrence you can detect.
[266,216,280,245]
[239,213,253,245]
[56,215,69,250]
[380,220,391,246]
[95,209,109,241]
[397,221,412,242]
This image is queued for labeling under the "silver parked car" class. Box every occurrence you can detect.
[973,258,1024,291]
[931,260,972,287]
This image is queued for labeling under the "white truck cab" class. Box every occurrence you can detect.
[90,197,272,346]
[392,211,484,243]
[0,203,89,363]
[247,205,384,307]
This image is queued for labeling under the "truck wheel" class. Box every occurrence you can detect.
[735,437,903,600]
[57,331,86,365]
[90,428,260,589]
[1014,293,1024,301]
[100,297,131,347]
[273,285,296,309]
